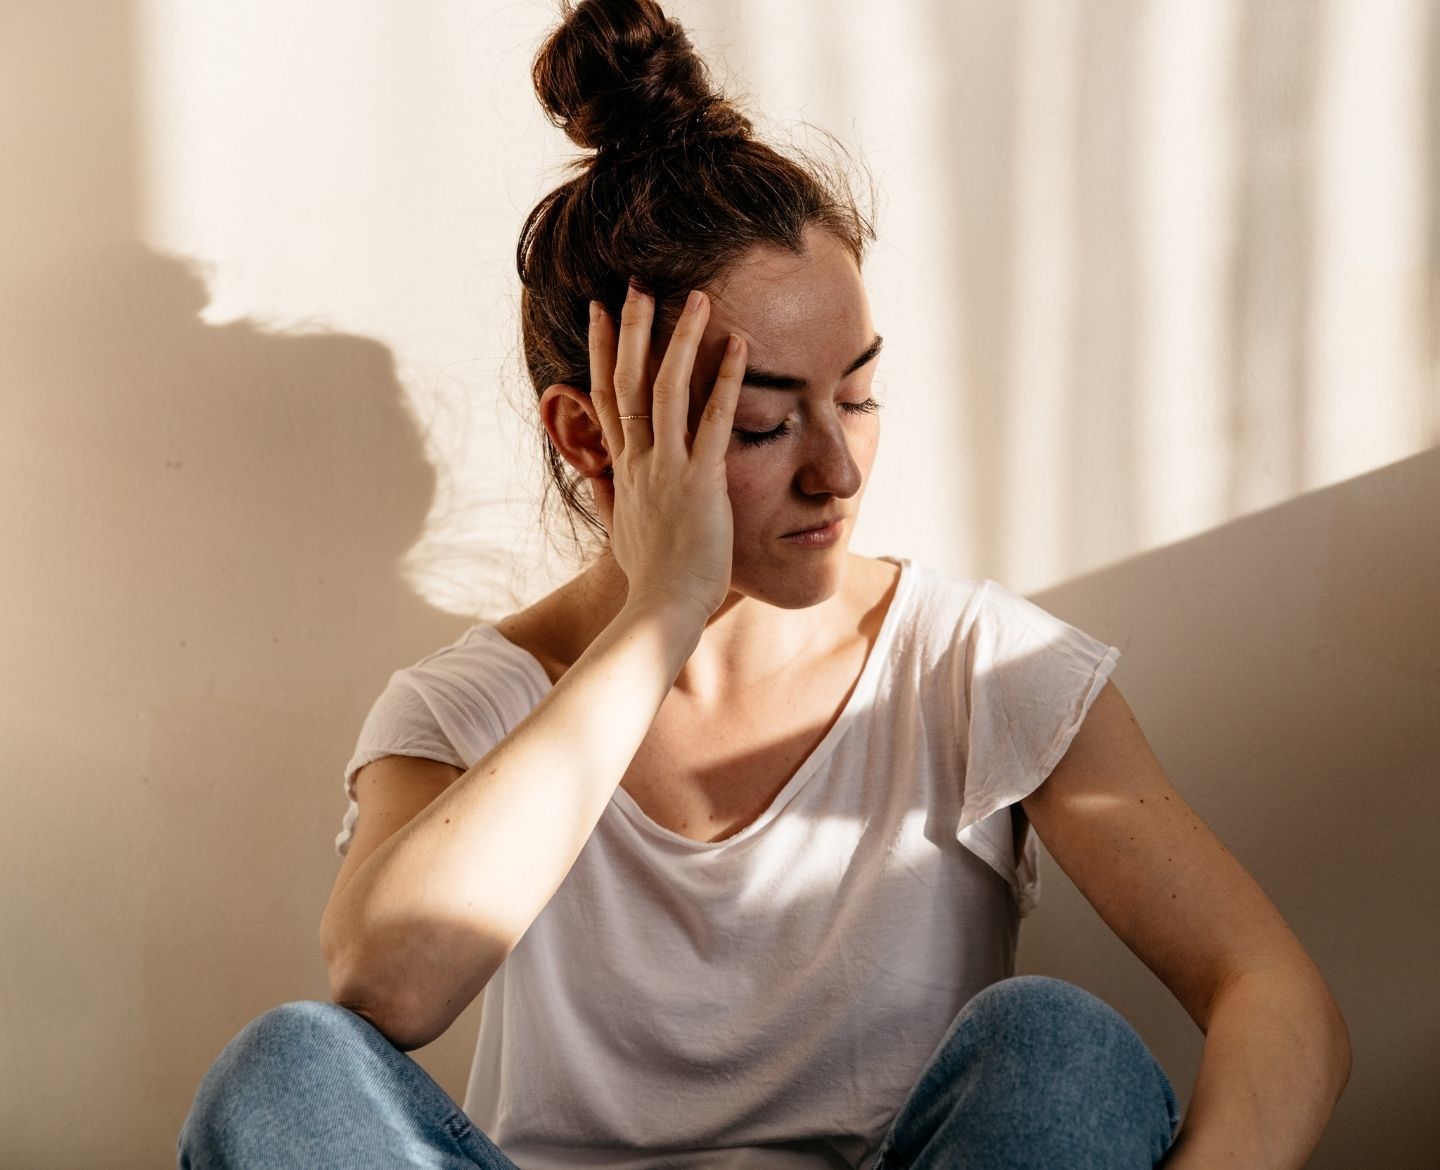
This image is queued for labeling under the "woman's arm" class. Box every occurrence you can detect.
[321,599,708,1049]
[1019,682,1352,1169]
[322,286,749,1050]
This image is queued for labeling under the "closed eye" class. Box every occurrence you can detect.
[733,398,882,447]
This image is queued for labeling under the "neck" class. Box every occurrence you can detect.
[564,550,865,707]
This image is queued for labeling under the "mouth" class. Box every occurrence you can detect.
[783,517,846,538]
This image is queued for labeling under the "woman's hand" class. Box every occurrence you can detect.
[321,291,749,1042]
[587,282,747,623]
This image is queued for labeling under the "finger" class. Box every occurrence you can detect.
[614,280,655,450]
[587,300,622,463]
[650,289,709,458]
[691,332,747,465]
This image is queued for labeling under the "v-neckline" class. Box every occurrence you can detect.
[616,557,912,850]
[480,557,913,851]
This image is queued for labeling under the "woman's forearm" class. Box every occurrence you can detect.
[1160,967,1352,1168]
[321,598,706,1048]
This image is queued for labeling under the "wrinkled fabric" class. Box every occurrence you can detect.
[334,558,1121,1168]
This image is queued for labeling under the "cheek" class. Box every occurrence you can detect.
[722,461,761,506]
[851,420,881,469]
[721,456,781,516]
[860,431,881,470]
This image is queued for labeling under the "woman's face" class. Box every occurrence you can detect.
[682,226,883,610]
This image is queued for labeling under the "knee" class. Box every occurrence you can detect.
[962,975,1133,1053]
[197,1001,384,1097]
[954,976,1162,1084]
[950,976,1179,1142]
[886,977,1179,1167]
[179,1001,378,1160]
[234,999,378,1054]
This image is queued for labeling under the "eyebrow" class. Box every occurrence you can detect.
[741,334,884,391]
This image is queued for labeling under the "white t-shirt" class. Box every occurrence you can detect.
[337,557,1120,1169]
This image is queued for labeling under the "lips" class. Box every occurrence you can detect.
[784,517,845,537]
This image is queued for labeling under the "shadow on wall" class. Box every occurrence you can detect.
[0,243,499,1158]
[1018,445,1440,1170]
[0,5,513,1162]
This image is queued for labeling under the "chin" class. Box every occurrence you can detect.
[732,548,851,610]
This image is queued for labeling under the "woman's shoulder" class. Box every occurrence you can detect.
[490,605,570,687]
[892,563,1096,655]
[488,560,632,686]
[385,615,555,702]
[849,551,904,609]
[870,554,989,622]
[897,560,1085,627]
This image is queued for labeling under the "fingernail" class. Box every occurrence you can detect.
[727,333,741,354]
[626,278,640,302]
[589,300,600,323]
[685,289,703,314]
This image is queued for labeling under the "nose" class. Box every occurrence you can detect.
[794,414,864,500]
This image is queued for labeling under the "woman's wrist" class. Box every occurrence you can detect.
[613,593,710,667]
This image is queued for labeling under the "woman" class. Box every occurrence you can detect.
[179,1,1350,1167]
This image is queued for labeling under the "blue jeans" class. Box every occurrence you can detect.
[178,975,1180,1168]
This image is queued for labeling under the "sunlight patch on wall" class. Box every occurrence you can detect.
[1309,0,1430,484]
[1134,0,1236,553]
[1003,0,1081,592]
[133,0,1437,608]
[135,0,572,617]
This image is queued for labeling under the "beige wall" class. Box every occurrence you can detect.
[1,2,1435,1166]
[1022,447,1440,1170]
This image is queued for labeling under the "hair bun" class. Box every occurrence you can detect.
[533,0,750,155]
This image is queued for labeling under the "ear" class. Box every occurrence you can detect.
[540,383,611,478]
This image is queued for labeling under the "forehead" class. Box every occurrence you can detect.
[704,227,870,361]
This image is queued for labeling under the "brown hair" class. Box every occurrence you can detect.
[519,0,876,559]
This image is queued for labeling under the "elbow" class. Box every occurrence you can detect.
[1328,995,1354,1101]
[1296,970,1354,1108]
[1288,965,1353,1106]
[331,992,442,1053]
[319,909,509,1052]
[320,930,438,1052]
[326,965,447,1053]
[1300,957,1353,1103]
[322,932,487,1053]
[1210,960,1353,1105]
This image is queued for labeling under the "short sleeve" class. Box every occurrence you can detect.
[335,678,469,858]
[956,580,1121,916]
[334,625,553,859]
